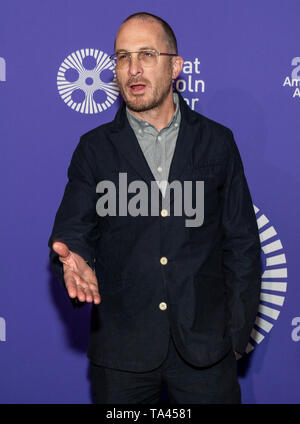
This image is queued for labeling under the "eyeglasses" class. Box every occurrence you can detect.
[109,49,177,69]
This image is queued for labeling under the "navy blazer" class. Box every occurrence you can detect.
[48,90,261,371]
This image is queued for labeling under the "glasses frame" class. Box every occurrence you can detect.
[109,49,178,68]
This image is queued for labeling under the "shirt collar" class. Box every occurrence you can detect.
[126,91,180,133]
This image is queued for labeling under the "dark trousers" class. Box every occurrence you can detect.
[89,333,241,404]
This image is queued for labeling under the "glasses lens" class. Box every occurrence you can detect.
[113,51,158,68]
[139,50,157,67]
[116,52,129,67]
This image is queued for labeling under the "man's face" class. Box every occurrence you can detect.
[114,19,175,112]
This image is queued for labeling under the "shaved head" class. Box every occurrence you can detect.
[114,12,178,55]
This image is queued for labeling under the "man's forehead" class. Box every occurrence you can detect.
[115,18,165,48]
[115,46,157,53]
[118,17,162,32]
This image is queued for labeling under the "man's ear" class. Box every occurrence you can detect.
[172,56,184,80]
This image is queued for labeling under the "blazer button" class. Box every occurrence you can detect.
[160,209,168,217]
[159,302,167,311]
[160,256,168,265]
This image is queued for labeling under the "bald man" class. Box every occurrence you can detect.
[49,12,261,404]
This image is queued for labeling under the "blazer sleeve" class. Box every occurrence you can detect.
[221,130,262,354]
[48,136,99,307]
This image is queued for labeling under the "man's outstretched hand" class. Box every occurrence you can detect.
[52,241,101,304]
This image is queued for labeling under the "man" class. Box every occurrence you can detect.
[48,12,261,404]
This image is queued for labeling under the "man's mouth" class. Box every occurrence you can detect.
[129,83,146,94]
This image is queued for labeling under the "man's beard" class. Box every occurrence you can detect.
[116,74,173,112]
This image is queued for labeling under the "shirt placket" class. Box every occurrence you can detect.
[155,131,167,197]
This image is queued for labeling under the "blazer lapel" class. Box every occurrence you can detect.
[109,101,156,185]
[167,92,198,184]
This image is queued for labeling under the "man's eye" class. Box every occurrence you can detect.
[118,54,128,61]
[143,51,154,57]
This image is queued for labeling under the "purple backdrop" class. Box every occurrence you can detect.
[1,0,299,404]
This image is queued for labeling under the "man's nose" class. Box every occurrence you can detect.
[128,54,143,76]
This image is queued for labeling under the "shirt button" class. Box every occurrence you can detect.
[157,136,162,141]
[160,256,168,265]
[157,166,162,173]
[159,302,167,311]
[138,129,142,134]
[174,123,178,127]
[161,209,168,217]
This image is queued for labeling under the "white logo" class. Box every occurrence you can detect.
[0,57,6,82]
[282,57,300,98]
[57,48,119,114]
[175,58,205,110]
[0,317,6,342]
[291,317,300,342]
[242,204,288,357]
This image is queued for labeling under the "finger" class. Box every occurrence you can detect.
[65,281,78,299]
[90,287,101,304]
[89,289,101,304]
[64,272,80,299]
[70,275,91,303]
[86,282,101,304]
[80,283,101,304]
[93,293,101,305]
[75,284,87,303]
[79,285,93,303]
[52,241,70,259]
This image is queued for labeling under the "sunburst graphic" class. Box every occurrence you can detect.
[57,48,119,114]
[241,204,288,357]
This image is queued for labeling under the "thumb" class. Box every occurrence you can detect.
[52,241,70,259]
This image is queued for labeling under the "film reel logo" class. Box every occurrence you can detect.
[241,204,288,358]
[57,48,119,114]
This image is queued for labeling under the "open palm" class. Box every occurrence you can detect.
[52,241,101,304]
